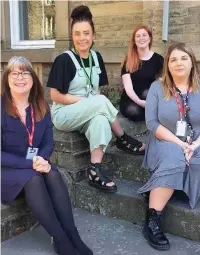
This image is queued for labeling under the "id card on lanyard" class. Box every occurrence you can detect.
[15,104,38,160]
[173,87,193,142]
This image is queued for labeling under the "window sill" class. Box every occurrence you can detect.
[1,48,62,63]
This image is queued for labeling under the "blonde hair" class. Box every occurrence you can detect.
[162,42,199,99]
[121,25,153,73]
[1,56,47,121]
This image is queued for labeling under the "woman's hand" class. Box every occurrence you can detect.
[177,140,190,151]
[184,142,199,166]
[185,150,193,166]
[138,99,146,108]
[189,141,199,152]
[177,141,198,166]
[50,89,84,105]
[33,156,51,173]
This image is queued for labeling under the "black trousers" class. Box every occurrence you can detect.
[119,89,148,122]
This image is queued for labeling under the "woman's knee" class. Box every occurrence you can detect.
[25,174,43,186]
[24,174,44,196]
[90,115,110,127]
[122,104,144,121]
[86,115,111,140]
[44,170,62,182]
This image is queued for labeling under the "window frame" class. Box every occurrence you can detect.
[9,0,55,49]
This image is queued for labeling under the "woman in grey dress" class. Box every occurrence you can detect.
[138,42,200,251]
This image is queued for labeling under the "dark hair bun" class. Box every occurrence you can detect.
[71,5,92,21]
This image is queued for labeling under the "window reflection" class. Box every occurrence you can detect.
[19,0,55,40]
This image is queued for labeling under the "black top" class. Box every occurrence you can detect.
[47,50,108,94]
[121,52,164,98]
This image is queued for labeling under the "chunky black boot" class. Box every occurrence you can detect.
[143,208,170,251]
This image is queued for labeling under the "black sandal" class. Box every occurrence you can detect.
[88,163,117,193]
[116,133,145,155]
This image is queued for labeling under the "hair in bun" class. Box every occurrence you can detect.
[71,5,92,21]
[71,5,95,33]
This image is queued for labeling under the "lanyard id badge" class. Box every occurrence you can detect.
[14,103,38,160]
[175,120,187,140]
[173,87,192,142]
[26,147,39,160]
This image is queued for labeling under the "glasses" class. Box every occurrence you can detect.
[10,71,31,79]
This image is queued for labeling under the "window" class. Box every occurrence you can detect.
[9,0,55,49]
[45,16,55,39]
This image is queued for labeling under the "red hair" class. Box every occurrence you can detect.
[122,25,153,73]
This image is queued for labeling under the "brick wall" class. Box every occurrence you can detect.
[41,1,200,105]
[168,1,200,44]
[69,1,143,48]
[1,1,200,105]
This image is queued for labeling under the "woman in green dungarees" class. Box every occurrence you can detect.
[47,5,145,193]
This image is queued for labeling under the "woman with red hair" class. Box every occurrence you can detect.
[119,25,163,122]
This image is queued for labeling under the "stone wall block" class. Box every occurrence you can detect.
[57,150,90,170]
[1,200,36,241]
[170,9,188,17]
[53,128,89,153]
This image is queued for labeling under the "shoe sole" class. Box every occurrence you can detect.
[143,229,170,251]
[88,181,117,193]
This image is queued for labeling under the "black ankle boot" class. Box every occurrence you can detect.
[143,208,170,250]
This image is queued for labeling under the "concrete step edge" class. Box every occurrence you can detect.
[74,179,200,242]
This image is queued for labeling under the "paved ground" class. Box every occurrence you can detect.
[2,208,200,255]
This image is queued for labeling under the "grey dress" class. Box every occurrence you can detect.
[138,80,200,209]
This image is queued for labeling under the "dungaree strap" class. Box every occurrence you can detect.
[90,50,100,68]
[64,50,100,70]
[63,50,81,70]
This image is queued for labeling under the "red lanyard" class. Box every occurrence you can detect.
[15,104,35,146]
[173,87,190,120]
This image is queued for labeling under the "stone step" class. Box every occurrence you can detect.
[103,146,149,183]
[2,208,200,255]
[53,128,89,153]
[117,115,147,138]
[52,129,90,176]
[1,199,36,241]
[51,149,90,172]
[74,179,200,242]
